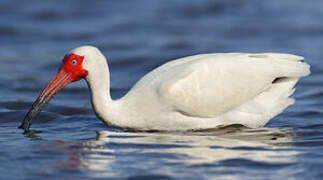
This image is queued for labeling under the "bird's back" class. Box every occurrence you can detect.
[118,53,310,130]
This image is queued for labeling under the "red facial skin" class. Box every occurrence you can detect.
[19,53,88,132]
[61,53,88,82]
[38,53,88,102]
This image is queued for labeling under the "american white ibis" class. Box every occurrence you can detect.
[20,46,310,132]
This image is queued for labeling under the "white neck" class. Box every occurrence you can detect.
[84,57,118,126]
[72,46,129,128]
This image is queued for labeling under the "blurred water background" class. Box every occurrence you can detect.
[1,0,323,179]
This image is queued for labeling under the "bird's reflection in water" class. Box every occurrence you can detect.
[69,126,302,178]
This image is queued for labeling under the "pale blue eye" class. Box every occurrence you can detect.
[71,59,77,65]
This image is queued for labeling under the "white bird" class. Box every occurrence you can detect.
[20,46,310,132]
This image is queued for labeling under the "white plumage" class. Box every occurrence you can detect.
[73,46,310,131]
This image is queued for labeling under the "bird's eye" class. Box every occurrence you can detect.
[71,59,77,65]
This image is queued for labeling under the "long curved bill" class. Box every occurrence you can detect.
[19,68,72,132]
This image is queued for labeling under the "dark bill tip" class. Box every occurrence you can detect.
[19,68,71,132]
[19,97,46,132]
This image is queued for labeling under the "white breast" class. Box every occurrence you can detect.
[79,49,310,131]
[106,53,310,131]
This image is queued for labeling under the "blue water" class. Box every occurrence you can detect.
[1,0,323,179]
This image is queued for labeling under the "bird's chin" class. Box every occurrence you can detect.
[19,68,72,132]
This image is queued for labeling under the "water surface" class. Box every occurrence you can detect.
[1,0,323,179]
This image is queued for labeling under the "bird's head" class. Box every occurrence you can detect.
[19,45,105,132]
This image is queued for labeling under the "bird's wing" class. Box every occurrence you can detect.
[157,53,309,118]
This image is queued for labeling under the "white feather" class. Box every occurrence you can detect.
[72,46,310,131]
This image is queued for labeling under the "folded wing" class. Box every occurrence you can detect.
[157,53,310,118]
